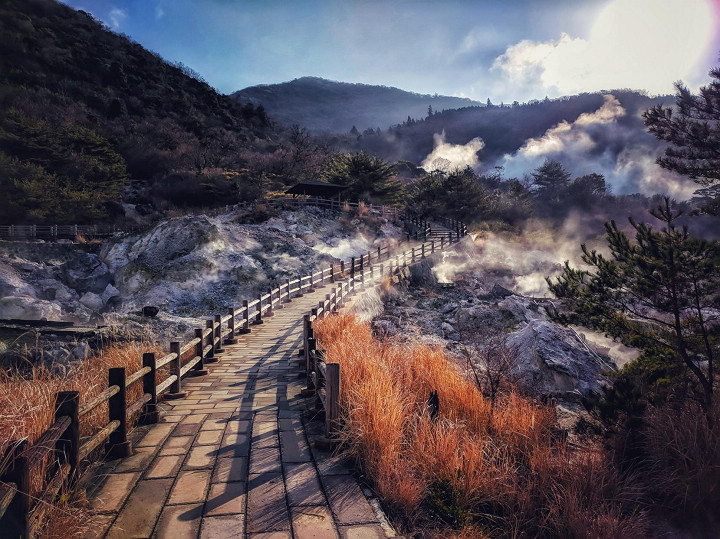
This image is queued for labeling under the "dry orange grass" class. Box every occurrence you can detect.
[0,341,163,476]
[315,313,647,537]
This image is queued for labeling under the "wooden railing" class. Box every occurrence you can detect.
[300,224,468,444]
[0,199,467,536]
[0,225,136,239]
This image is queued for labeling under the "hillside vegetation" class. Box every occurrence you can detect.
[0,0,274,223]
[232,76,482,133]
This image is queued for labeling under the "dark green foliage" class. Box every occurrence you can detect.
[0,0,275,220]
[548,198,720,410]
[0,108,127,222]
[644,66,720,214]
[532,159,572,204]
[408,167,492,223]
[319,151,403,204]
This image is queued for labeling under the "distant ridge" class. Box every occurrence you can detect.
[232,76,483,132]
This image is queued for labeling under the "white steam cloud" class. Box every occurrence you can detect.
[422,131,485,172]
[108,7,128,29]
[491,0,716,100]
[499,94,694,198]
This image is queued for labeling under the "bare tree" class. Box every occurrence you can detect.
[457,319,519,414]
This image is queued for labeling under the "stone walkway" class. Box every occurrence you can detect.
[84,286,398,538]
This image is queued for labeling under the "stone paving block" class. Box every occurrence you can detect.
[179,413,208,424]
[219,431,250,458]
[155,503,204,539]
[135,423,175,448]
[285,462,326,506]
[112,446,158,473]
[146,454,184,479]
[82,513,115,539]
[196,429,224,445]
[278,416,303,431]
[205,481,247,516]
[248,531,292,538]
[247,473,290,533]
[212,456,248,483]
[280,430,311,463]
[172,422,203,437]
[106,478,173,539]
[184,445,218,469]
[338,524,388,539]
[312,445,354,476]
[322,475,379,526]
[201,514,246,538]
[252,420,279,448]
[168,469,212,504]
[249,445,282,475]
[87,472,141,513]
[292,506,340,539]
[225,419,251,433]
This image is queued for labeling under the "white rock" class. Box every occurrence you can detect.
[79,292,104,311]
[0,295,63,321]
[101,283,121,303]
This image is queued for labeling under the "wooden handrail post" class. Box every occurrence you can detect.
[285,279,292,302]
[350,257,355,277]
[166,342,187,399]
[213,314,224,354]
[107,367,132,457]
[441,236,445,249]
[239,300,251,334]
[226,308,238,344]
[255,294,264,324]
[326,363,340,438]
[265,290,275,317]
[431,240,435,253]
[330,264,335,283]
[422,243,426,259]
[14,451,30,537]
[303,315,312,389]
[55,391,80,479]
[377,246,381,261]
[411,247,416,263]
[205,320,217,361]
[340,260,345,277]
[448,231,452,244]
[190,328,209,376]
[142,353,159,423]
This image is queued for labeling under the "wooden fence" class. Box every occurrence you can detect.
[0,201,467,536]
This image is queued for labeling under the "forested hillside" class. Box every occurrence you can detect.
[232,76,482,133]
[332,90,675,164]
[0,0,275,223]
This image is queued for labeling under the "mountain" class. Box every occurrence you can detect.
[0,0,275,223]
[232,77,483,133]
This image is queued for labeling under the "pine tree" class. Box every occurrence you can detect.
[548,198,720,411]
[531,159,571,204]
[643,66,720,214]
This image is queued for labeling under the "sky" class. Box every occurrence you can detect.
[63,0,720,103]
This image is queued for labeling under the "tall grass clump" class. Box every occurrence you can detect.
[315,313,647,537]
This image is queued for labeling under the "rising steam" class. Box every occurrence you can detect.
[422,130,485,172]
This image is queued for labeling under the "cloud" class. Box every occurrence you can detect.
[498,94,692,197]
[155,6,165,20]
[491,0,716,100]
[422,131,485,172]
[108,7,128,29]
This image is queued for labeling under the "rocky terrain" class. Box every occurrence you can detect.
[371,235,640,428]
[0,205,402,366]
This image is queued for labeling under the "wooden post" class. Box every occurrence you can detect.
[205,320,217,361]
[448,231,452,244]
[340,260,345,277]
[422,243,426,259]
[377,246,382,261]
[282,279,290,303]
[226,308,238,344]
[265,290,275,317]
[214,314,224,354]
[431,240,435,253]
[107,367,132,457]
[192,328,209,375]
[303,315,312,391]
[350,257,355,277]
[441,236,445,249]
[239,300,251,334]
[55,391,79,479]
[14,451,30,537]
[411,247,416,263]
[166,342,187,399]
[326,363,340,438]
[330,264,335,283]
[255,295,264,324]
[142,353,159,423]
